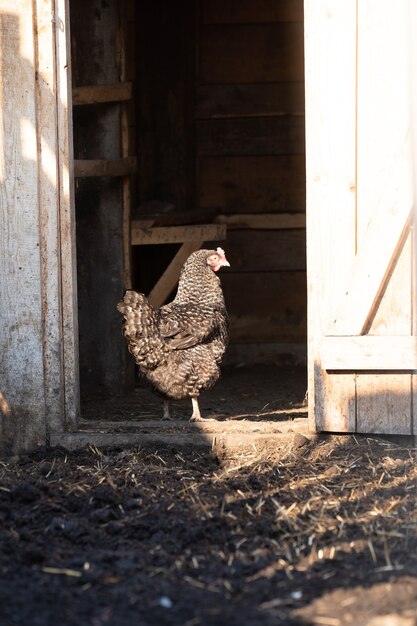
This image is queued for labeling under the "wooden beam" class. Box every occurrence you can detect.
[215,213,305,230]
[321,336,417,370]
[131,223,226,245]
[147,241,203,308]
[72,82,132,105]
[328,209,413,336]
[74,157,137,178]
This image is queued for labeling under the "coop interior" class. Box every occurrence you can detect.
[70,0,307,427]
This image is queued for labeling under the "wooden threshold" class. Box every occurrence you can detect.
[50,418,312,451]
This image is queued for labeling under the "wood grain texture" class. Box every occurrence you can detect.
[215,213,306,230]
[131,223,226,246]
[356,1,413,435]
[198,155,306,213]
[305,0,357,433]
[201,0,304,24]
[197,116,305,156]
[196,83,305,119]
[36,0,65,432]
[200,23,304,83]
[56,0,80,429]
[74,157,137,177]
[0,3,46,451]
[73,82,132,105]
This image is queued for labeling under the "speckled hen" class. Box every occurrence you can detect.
[117,248,230,421]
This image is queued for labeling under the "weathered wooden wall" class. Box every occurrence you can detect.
[305,0,417,435]
[0,0,77,452]
[71,0,135,397]
[196,0,306,362]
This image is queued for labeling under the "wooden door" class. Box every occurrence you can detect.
[305,0,417,435]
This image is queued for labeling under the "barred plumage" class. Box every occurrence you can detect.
[117,248,230,421]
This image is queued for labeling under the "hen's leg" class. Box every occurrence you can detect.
[162,398,172,420]
[190,396,215,422]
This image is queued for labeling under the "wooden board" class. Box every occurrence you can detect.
[56,0,80,430]
[197,116,305,156]
[198,155,306,213]
[305,0,357,433]
[222,272,307,343]
[215,213,306,230]
[131,223,226,246]
[200,23,304,83]
[201,0,304,24]
[73,82,132,105]
[196,83,305,119]
[355,2,413,435]
[0,2,47,450]
[74,157,137,177]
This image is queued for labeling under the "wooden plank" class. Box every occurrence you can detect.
[356,1,413,436]
[196,83,305,119]
[131,223,226,246]
[119,4,133,291]
[201,0,304,24]
[197,155,306,213]
[73,82,132,105]
[304,0,357,432]
[51,429,311,452]
[36,0,65,432]
[74,157,137,177]
[215,213,305,230]
[222,272,306,343]
[56,0,80,429]
[147,241,203,308]
[0,1,47,452]
[322,336,417,370]
[197,117,305,156]
[213,230,306,272]
[327,207,412,336]
[200,23,304,83]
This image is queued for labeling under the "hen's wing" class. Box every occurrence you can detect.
[159,305,224,350]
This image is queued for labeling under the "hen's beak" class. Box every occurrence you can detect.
[213,258,230,272]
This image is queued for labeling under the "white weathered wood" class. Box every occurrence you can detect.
[305,0,357,432]
[321,336,417,370]
[328,208,412,336]
[409,0,417,436]
[0,1,47,450]
[55,0,80,429]
[355,0,413,435]
[131,223,226,246]
[35,0,65,432]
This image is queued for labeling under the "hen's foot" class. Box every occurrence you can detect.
[189,415,216,422]
[162,399,172,420]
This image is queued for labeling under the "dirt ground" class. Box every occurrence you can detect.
[0,365,416,626]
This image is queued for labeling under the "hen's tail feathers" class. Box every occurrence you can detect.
[117,290,166,371]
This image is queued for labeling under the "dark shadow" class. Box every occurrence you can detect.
[0,430,415,625]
